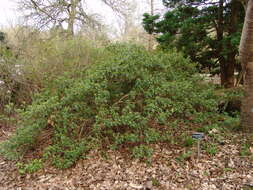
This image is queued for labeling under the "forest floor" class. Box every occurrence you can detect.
[0,124,253,190]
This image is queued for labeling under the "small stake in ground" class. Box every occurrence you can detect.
[192,132,204,160]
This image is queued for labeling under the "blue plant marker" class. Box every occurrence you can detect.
[192,132,204,140]
[192,132,205,159]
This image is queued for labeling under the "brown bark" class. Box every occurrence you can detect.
[223,0,241,88]
[218,0,239,88]
[220,59,235,88]
[227,55,236,87]
[217,0,230,87]
[220,52,234,88]
[239,0,253,132]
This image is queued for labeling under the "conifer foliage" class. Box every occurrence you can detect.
[143,0,245,87]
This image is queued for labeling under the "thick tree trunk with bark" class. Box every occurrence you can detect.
[220,59,230,88]
[222,0,241,88]
[220,50,235,88]
[220,59,235,88]
[239,0,253,132]
[217,0,234,88]
[218,0,240,88]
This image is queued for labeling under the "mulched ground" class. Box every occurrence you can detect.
[0,125,253,190]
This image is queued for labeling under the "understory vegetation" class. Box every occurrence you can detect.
[0,39,243,170]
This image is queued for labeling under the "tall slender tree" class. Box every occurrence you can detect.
[239,0,253,133]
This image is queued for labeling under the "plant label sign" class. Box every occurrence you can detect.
[192,132,204,160]
[192,132,204,140]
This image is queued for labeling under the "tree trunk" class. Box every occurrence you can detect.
[220,58,228,87]
[220,56,235,88]
[239,0,253,132]
[217,0,228,87]
[68,0,77,36]
[218,0,236,88]
[227,56,236,88]
[222,0,241,88]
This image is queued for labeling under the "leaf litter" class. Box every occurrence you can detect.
[0,127,252,190]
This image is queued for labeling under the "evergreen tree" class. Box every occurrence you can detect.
[143,0,245,87]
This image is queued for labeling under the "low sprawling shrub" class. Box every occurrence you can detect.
[0,43,228,168]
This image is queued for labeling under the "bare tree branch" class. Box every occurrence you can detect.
[17,0,104,36]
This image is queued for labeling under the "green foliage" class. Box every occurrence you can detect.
[184,136,195,147]
[223,168,233,173]
[0,44,226,168]
[16,159,43,174]
[176,151,192,162]
[143,0,244,74]
[0,103,16,126]
[151,177,161,187]
[132,145,153,160]
[222,114,240,131]
[217,88,242,117]
[143,13,160,35]
[239,143,252,157]
[205,143,218,156]
[0,31,5,42]
[44,140,88,169]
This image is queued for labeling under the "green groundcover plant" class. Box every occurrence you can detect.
[0,43,236,169]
